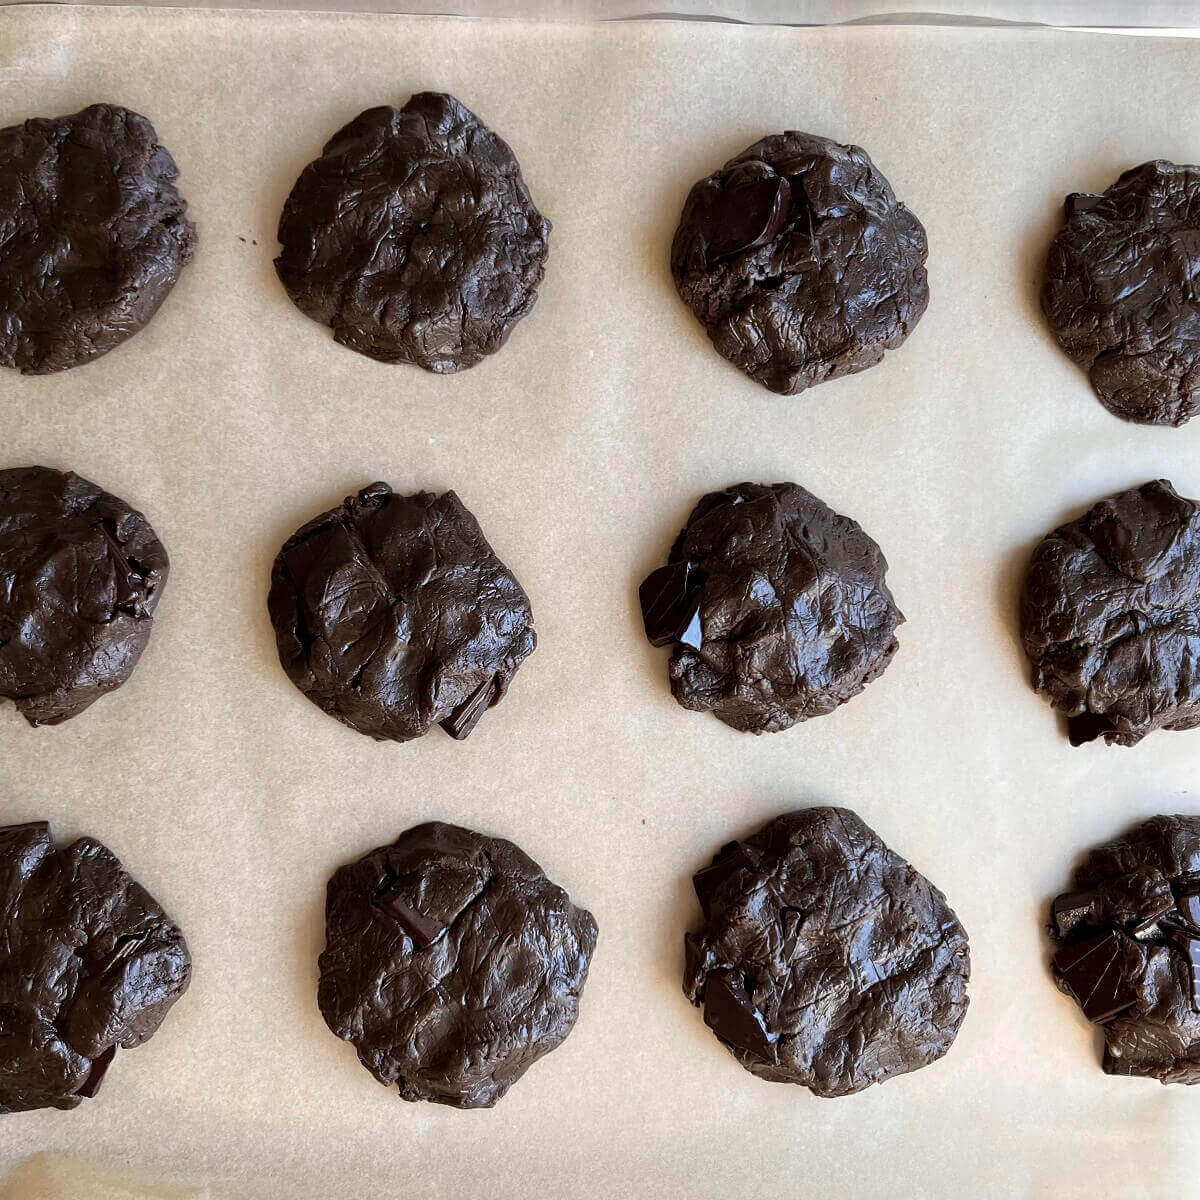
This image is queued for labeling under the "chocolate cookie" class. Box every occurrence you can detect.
[670,131,928,394]
[0,466,169,726]
[684,808,969,1097]
[639,482,902,734]
[268,483,535,742]
[1021,479,1200,747]
[0,104,195,375]
[318,822,596,1108]
[1048,815,1200,1084]
[1043,162,1200,426]
[276,92,549,371]
[0,821,191,1113]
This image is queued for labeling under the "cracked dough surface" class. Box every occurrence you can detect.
[670,130,928,395]
[0,466,169,726]
[268,482,535,742]
[275,92,550,371]
[317,822,597,1109]
[0,821,191,1114]
[644,482,902,734]
[1043,161,1200,427]
[683,807,970,1098]
[0,103,195,375]
[1020,479,1200,747]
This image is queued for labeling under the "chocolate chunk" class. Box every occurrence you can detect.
[671,131,928,395]
[1051,890,1101,939]
[374,891,445,949]
[319,822,596,1108]
[692,844,753,919]
[440,677,498,741]
[1167,929,1200,1012]
[702,974,777,1062]
[643,483,902,734]
[1067,713,1111,746]
[698,162,792,263]
[0,822,191,1113]
[1178,892,1200,929]
[0,467,169,726]
[268,484,534,743]
[684,807,969,1097]
[0,104,195,374]
[638,561,705,648]
[276,93,549,372]
[1053,932,1138,1024]
[1021,480,1200,748]
[1044,161,1200,426]
[73,1045,116,1099]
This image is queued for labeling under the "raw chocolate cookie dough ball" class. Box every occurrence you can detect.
[1049,815,1200,1084]
[268,483,535,742]
[1021,479,1200,747]
[684,808,970,1097]
[670,131,928,394]
[0,104,195,374]
[0,821,191,1113]
[275,92,550,371]
[0,467,169,726]
[318,822,597,1108]
[638,482,902,734]
[1043,161,1200,426]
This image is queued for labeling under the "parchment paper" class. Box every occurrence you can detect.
[0,8,1198,1197]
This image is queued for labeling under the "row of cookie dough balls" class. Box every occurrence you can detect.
[2,465,1197,750]
[5,99,1198,426]
[8,804,1200,1116]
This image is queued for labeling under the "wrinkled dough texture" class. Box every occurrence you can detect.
[1062,816,1200,1083]
[684,808,969,1097]
[1043,161,1200,427]
[1020,479,1200,747]
[0,466,169,726]
[665,482,902,733]
[0,103,195,375]
[275,92,550,371]
[670,131,928,395]
[268,483,535,742]
[318,822,597,1108]
[0,822,191,1113]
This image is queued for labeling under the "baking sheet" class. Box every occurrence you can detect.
[0,8,1198,1197]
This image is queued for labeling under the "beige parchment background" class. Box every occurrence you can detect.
[0,7,1198,1196]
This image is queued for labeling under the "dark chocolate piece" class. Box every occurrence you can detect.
[1043,161,1200,426]
[268,483,534,743]
[1168,930,1200,1013]
[1048,815,1200,1083]
[374,892,445,949]
[641,483,902,734]
[276,93,549,372]
[0,467,169,725]
[0,822,191,1113]
[691,843,753,919]
[318,822,596,1108]
[1021,480,1200,748]
[1051,890,1101,939]
[1179,892,1200,929]
[440,677,498,741]
[1052,932,1137,1024]
[684,807,969,1097]
[638,562,705,648]
[702,974,777,1062]
[0,104,195,374]
[671,131,928,394]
